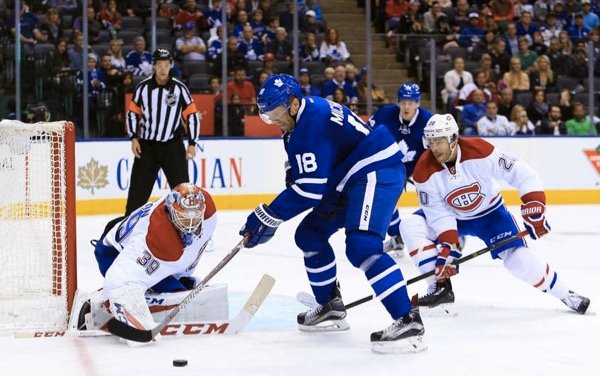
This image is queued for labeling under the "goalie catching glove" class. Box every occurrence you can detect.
[434,242,462,281]
[239,204,283,248]
[521,192,551,240]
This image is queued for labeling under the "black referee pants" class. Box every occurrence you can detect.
[125,137,189,215]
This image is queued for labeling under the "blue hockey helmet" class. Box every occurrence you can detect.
[396,83,421,102]
[257,74,303,113]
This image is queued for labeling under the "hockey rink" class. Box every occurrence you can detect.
[1,204,598,376]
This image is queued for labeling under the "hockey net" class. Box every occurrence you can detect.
[0,120,76,333]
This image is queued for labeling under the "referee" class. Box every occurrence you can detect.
[125,48,201,215]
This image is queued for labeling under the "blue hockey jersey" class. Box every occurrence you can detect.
[369,104,432,177]
[270,96,404,220]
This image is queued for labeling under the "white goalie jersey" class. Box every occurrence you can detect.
[101,188,218,298]
[413,138,543,242]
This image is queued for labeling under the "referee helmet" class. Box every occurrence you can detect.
[152,48,173,65]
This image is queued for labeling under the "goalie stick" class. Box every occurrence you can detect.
[298,230,529,310]
[107,236,249,343]
[15,273,275,339]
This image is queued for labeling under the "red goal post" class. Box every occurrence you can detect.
[0,120,77,332]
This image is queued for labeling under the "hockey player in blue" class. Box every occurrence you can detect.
[369,83,432,257]
[239,74,426,354]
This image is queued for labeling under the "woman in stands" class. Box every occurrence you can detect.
[558,31,574,55]
[320,27,351,65]
[39,7,63,45]
[477,53,498,85]
[527,89,550,126]
[108,38,126,71]
[502,56,530,92]
[529,55,556,92]
[510,104,536,135]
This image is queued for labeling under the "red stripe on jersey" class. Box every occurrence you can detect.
[457,138,495,162]
[146,202,185,262]
[413,138,494,184]
[438,229,459,246]
[521,191,547,205]
[413,150,443,184]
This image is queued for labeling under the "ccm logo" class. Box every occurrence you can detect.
[160,322,229,336]
[445,183,485,212]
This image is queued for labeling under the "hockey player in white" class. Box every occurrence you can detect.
[401,114,590,314]
[83,183,225,343]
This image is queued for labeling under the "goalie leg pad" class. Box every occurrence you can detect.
[108,283,160,346]
[146,283,229,324]
[68,289,112,331]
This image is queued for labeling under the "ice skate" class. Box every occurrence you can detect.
[418,279,457,316]
[384,235,405,258]
[561,290,590,314]
[371,299,427,354]
[297,284,349,332]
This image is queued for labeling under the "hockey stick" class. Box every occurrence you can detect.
[107,236,249,343]
[298,230,529,310]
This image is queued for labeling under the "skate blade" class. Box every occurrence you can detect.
[421,303,458,317]
[298,319,350,333]
[371,335,427,354]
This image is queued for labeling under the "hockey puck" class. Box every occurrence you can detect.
[173,359,188,367]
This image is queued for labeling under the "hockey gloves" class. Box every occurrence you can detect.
[315,191,348,220]
[240,204,283,248]
[521,200,551,240]
[434,242,461,281]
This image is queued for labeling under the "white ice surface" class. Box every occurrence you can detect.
[1,205,598,376]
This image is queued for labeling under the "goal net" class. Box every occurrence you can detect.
[0,120,76,332]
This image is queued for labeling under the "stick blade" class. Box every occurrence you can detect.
[106,319,153,343]
[226,274,275,334]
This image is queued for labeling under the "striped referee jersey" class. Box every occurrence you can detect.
[127,76,201,144]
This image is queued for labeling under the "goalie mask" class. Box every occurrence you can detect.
[166,183,206,234]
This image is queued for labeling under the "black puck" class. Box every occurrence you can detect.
[173,359,188,367]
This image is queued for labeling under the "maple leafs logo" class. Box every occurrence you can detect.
[77,158,109,194]
[398,140,416,163]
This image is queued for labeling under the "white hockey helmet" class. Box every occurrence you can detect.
[166,183,206,234]
[423,113,459,146]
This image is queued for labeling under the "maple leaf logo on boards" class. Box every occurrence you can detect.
[77,158,109,194]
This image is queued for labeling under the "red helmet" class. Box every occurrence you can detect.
[166,183,206,234]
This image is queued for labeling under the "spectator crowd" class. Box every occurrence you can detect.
[381,0,599,135]
[0,0,598,136]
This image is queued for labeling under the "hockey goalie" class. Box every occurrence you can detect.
[70,183,229,344]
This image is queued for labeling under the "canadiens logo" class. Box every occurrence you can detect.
[445,182,485,212]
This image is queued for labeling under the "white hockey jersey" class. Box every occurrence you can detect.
[101,188,217,297]
[413,138,543,244]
